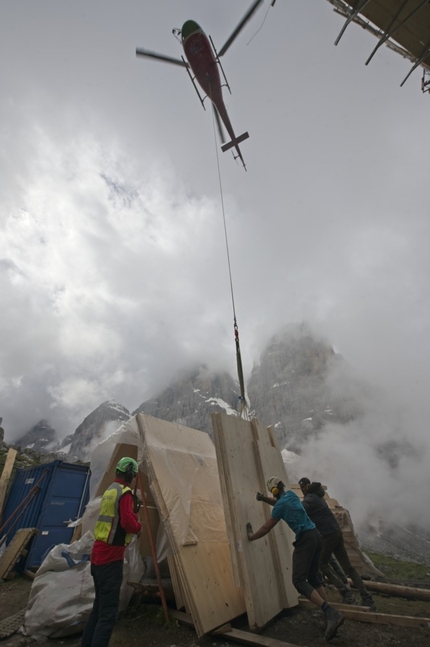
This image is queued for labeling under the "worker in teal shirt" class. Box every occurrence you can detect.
[247,476,345,642]
[271,488,316,538]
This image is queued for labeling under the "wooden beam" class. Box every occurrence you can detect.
[170,610,305,647]
[0,527,37,579]
[0,448,17,520]
[298,598,430,628]
[349,578,430,601]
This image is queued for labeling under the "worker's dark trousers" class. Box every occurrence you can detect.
[319,529,368,597]
[292,528,324,599]
[81,560,123,647]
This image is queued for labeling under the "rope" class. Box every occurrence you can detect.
[210,102,248,417]
[246,1,274,47]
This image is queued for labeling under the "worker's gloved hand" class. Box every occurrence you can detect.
[256,492,264,501]
[246,522,253,540]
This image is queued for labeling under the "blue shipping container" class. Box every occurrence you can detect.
[1,460,90,569]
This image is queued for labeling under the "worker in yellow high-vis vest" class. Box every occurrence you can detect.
[81,457,141,647]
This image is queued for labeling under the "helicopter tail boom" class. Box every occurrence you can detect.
[221,131,249,153]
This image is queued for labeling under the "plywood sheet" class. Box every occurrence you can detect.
[251,420,297,608]
[137,414,246,637]
[167,554,186,611]
[0,448,17,518]
[212,413,298,630]
[0,528,37,580]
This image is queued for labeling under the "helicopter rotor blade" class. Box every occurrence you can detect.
[218,0,264,57]
[212,105,226,144]
[136,48,189,68]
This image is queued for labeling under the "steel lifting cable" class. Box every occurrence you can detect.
[210,102,247,416]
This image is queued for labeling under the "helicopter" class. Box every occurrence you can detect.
[136,0,264,170]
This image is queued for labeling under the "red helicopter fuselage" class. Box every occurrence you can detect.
[181,21,247,168]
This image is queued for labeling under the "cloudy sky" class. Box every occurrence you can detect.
[2,0,430,482]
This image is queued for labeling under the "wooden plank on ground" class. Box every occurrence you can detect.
[137,414,246,637]
[170,610,304,647]
[298,598,430,627]
[0,448,17,518]
[352,579,430,601]
[211,413,298,631]
[0,528,37,579]
[298,597,371,613]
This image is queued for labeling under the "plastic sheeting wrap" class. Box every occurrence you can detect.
[89,418,142,499]
[23,531,144,638]
[86,416,168,561]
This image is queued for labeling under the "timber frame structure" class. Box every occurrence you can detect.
[326,0,430,89]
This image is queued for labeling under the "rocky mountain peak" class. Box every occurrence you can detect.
[14,419,58,453]
[133,365,240,437]
[66,401,130,461]
[248,323,365,451]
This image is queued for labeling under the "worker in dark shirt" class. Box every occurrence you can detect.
[81,457,142,647]
[248,476,344,641]
[299,478,376,611]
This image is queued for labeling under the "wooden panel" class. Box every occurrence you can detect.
[137,414,245,637]
[0,528,37,579]
[251,420,297,609]
[167,554,186,611]
[212,413,298,631]
[0,448,17,518]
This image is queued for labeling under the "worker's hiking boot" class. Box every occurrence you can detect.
[341,590,358,605]
[324,606,344,641]
[361,595,376,612]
